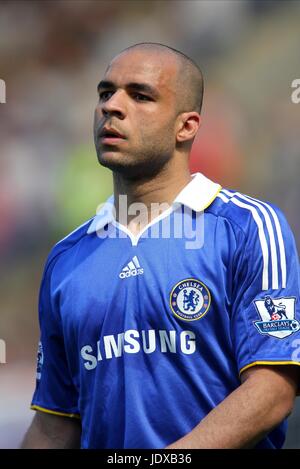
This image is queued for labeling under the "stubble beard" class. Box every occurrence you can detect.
[96,136,174,182]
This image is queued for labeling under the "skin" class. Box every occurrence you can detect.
[21,46,299,448]
[166,365,299,449]
[94,47,200,233]
[21,411,81,449]
[21,366,298,449]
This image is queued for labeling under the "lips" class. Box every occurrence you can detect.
[99,127,126,139]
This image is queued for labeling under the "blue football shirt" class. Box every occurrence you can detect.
[31,173,300,448]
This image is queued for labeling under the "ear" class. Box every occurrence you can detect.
[176,112,201,144]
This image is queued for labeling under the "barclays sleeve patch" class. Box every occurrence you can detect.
[253,296,299,339]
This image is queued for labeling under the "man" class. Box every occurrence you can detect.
[22,43,300,449]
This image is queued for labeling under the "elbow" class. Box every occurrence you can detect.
[274,373,297,423]
[278,394,295,421]
[265,389,296,430]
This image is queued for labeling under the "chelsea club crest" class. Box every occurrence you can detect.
[170,278,211,321]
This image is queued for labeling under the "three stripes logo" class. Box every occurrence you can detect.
[119,256,144,279]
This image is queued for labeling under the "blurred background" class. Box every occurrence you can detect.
[0,0,299,448]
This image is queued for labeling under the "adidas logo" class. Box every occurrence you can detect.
[119,256,144,279]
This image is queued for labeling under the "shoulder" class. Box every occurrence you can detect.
[207,187,291,240]
[44,217,95,274]
[208,188,297,290]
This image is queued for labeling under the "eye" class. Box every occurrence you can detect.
[99,91,113,101]
[133,93,152,102]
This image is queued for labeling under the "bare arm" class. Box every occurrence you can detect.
[166,366,299,449]
[21,411,81,449]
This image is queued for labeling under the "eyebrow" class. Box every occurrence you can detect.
[97,80,160,99]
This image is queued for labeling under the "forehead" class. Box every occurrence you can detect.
[104,49,179,93]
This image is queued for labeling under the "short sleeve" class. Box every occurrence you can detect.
[31,255,80,419]
[231,205,300,382]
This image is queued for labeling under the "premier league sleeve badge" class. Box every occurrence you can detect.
[253,296,299,339]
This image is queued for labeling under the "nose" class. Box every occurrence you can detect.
[101,90,126,120]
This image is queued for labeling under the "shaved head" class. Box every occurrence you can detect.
[119,42,204,114]
[94,42,203,180]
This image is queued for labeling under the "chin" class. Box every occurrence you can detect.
[97,148,172,180]
[100,161,167,182]
[97,150,131,170]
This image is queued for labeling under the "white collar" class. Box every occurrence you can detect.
[87,172,221,234]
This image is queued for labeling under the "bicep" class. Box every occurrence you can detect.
[21,411,81,449]
[240,365,299,416]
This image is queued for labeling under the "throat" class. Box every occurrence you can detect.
[113,168,192,235]
[117,203,172,237]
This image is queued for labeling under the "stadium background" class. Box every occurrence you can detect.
[0,0,299,448]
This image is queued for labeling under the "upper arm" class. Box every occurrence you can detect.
[231,204,300,391]
[21,411,81,449]
[31,255,80,419]
[241,365,299,397]
[240,365,299,423]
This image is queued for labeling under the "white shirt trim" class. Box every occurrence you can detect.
[87,172,221,237]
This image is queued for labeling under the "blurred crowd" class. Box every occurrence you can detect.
[0,0,299,448]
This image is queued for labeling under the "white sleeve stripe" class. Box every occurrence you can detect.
[217,192,230,203]
[217,192,269,290]
[218,190,287,289]
[239,194,287,288]
[222,189,279,289]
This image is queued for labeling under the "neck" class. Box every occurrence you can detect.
[113,154,191,234]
